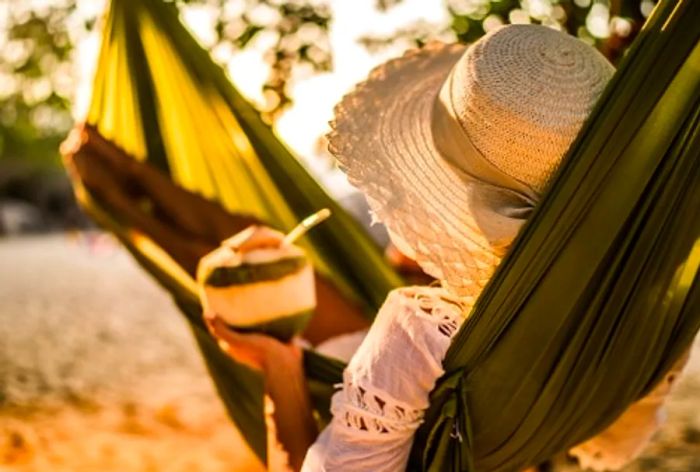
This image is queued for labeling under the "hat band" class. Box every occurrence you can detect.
[433,67,539,200]
[429,68,538,247]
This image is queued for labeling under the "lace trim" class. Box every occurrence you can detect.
[329,288,470,437]
[331,381,424,436]
[397,286,469,338]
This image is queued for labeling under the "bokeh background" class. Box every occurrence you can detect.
[1,1,698,471]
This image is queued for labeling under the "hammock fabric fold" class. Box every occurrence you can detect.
[79,0,402,462]
[69,0,699,470]
[410,2,700,469]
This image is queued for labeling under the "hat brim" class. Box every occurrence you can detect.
[328,42,502,297]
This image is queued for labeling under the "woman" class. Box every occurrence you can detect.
[208,25,688,472]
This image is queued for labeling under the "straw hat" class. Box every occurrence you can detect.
[328,25,614,298]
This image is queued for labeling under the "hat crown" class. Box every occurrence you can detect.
[449,25,614,194]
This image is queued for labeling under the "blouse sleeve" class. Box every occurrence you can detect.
[302,287,466,472]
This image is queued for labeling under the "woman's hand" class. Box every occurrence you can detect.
[206,316,317,472]
[203,223,300,372]
[204,224,303,373]
[222,224,286,253]
[205,224,317,470]
[205,316,303,373]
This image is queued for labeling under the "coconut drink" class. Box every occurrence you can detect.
[197,210,330,342]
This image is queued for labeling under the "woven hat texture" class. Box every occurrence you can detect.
[328,25,614,297]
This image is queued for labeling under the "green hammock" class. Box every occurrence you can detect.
[410,2,700,469]
[72,0,699,470]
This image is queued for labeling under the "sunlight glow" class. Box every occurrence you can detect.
[59,0,619,196]
[69,0,446,196]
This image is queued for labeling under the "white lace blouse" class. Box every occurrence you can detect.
[302,286,468,472]
[299,286,688,472]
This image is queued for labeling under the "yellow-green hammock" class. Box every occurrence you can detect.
[72,0,700,470]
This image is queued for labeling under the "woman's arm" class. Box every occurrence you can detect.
[203,226,319,470]
[209,318,318,471]
[303,287,467,472]
[265,350,318,471]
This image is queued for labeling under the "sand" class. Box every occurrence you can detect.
[0,234,698,471]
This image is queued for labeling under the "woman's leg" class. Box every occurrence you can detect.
[63,125,371,342]
[81,125,260,244]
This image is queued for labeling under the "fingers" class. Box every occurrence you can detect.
[60,125,88,157]
[223,225,286,252]
[206,316,303,372]
[207,317,267,370]
[209,317,274,351]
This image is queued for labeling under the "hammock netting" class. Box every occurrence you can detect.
[67,0,700,469]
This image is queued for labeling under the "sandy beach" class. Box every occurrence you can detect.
[1,234,698,471]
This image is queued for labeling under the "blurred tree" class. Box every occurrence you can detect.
[194,0,333,119]
[0,2,77,169]
[0,0,658,172]
[361,0,652,62]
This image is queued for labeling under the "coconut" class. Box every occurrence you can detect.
[197,232,315,342]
